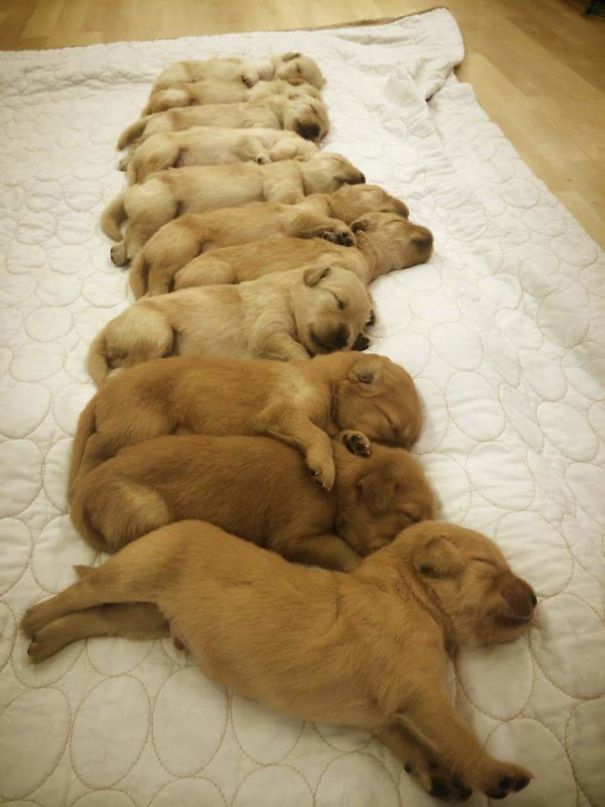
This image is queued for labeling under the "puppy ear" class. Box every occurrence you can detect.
[412,536,464,579]
[350,355,384,385]
[304,265,331,287]
[351,216,371,234]
[282,51,302,62]
[499,573,537,621]
[358,472,397,515]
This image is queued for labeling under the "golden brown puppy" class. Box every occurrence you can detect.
[22,520,536,802]
[126,184,409,295]
[101,153,365,263]
[70,433,434,569]
[153,52,325,91]
[175,212,433,291]
[122,127,319,183]
[88,265,373,384]
[68,352,421,495]
[117,94,330,151]
[142,77,320,115]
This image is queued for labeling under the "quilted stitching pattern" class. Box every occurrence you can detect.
[0,9,603,806]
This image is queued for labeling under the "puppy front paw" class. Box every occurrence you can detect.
[241,72,257,88]
[321,226,355,247]
[21,604,50,638]
[478,761,532,800]
[341,430,372,457]
[306,452,336,491]
[403,752,471,802]
[110,243,128,267]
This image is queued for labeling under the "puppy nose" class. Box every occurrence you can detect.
[352,333,370,351]
[530,592,537,607]
[328,324,349,349]
[295,122,320,141]
[355,173,366,184]
[412,227,433,248]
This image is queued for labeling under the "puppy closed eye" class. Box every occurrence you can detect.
[333,294,345,310]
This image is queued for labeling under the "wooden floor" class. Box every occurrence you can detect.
[1,0,604,247]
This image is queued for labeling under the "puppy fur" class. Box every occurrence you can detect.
[175,211,433,291]
[152,52,325,91]
[70,433,435,569]
[142,77,320,116]
[101,153,365,262]
[88,264,373,382]
[68,351,422,494]
[22,520,536,801]
[126,184,410,296]
[116,94,330,151]
[122,127,319,184]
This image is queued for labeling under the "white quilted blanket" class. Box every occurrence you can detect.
[1,9,604,806]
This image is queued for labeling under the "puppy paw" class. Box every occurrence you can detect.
[27,627,62,663]
[241,72,256,88]
[110,243,128,267]
[321,226,356,247]
[404,755,472,802]
[306,454,335,491]
[478,761,532,800]
[21,604,50,638]
[256,154,270,164]
[341,430,372,457]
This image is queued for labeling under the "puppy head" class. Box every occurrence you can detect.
[281,97,330,142]
[332,354,423,448]
[293,265,373,356]
[351,213,433,273]
[330,184,410,221]
[333,441,436,555]
[274,52,326,89]
[301,153,366,193]
[393,521,537,646]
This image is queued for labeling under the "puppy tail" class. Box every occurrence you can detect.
[129,252,149,299]
[67,396,97,499]
[117,116,149,150]
[100,192,126,242]
[87,331,111,387]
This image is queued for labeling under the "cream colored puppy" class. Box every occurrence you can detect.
[142,77,320,115]
[88,264,373,385]
[153,52,325,91]
[175,212,434,290]
[101,153,365,262]
[117,94,330,150]
[122,127,319,183]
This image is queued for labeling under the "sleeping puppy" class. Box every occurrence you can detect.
[22,519,535,802]
[121,127,319,183]
[153,52,325,91]
[101,153,365,262]
[70,433,435,570]
[125,184,409,293]
[87,264,373,384]
[118,94,330,149]
[116,94,330,151]
[175,211,433,290]
[68,352,422,494]
[142,77,320,115]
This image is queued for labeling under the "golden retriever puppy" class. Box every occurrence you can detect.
[101,153,364,263]
[126,184,409,294]
[142,77,320,115]
[22,519,536,802]
[175,212,433,290]
[70,433,435,569]
[88,264,373,383]
[153,52,325,91]
[122,127,319,183]
[117,94,330,151]
[68,352,421,494]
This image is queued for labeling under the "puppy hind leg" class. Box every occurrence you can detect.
[27,603,169,662]
[103,306,174,373]
[97,480,173,552]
